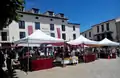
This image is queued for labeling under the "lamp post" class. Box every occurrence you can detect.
[104,31,107,38]
[12,36,14,42]
[12,36,14,46]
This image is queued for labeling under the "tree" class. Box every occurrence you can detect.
[0,0,24,30]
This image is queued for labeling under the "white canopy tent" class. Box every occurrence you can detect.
[98,38,120,46]
[17,44,40,47]
[14,30,64,44]
[67,35,98,46]
[14,30,65,71]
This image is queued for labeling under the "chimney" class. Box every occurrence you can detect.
[44,11,54,16]
[56,13,64,18]
[29,8,40,14]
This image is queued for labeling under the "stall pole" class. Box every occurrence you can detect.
[62,42,65,67]
[27,38,30,72]
[83,43,86,63]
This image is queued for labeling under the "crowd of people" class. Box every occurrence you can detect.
[0,45,120,78]
[0,48,16,78]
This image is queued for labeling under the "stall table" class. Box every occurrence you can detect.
[111,53,116,59]
[100,53,116,59]
[31,58,53,71]
[84,54,96,63]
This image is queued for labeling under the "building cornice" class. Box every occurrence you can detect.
[92,19,115,27]
[81,28,92,34]
[68,22,80,25]
[18,11,68,20]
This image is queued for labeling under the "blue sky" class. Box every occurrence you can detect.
[25,0,120,32]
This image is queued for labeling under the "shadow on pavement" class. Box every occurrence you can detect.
[4,69,19,78]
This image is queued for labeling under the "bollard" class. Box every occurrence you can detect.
[108,55,110,59]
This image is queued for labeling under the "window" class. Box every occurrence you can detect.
[1,32,7,41]
[34,10,39,14]
[51,33,55,37]
[107,33,113,40]
[101,34,105,39]
[97,26,99,33]
[35,22,40,29]
[73,34,76,39]
[20,15,23,17]
[49,12,53,16]
[106,23,109,31]
[35,17,39,19]
[97,36,100,41]
[50,24,54,31]
[50,19,53,21]
[89,32,91,37]
[62,25,65,31]
[19,20,25,29]
[101,25,104,32]
[73,26,75,31]
[62,33,66,40]
[60,14,64,17]
[19,32,26,39]
[62,20,64,22]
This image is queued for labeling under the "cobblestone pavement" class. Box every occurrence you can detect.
[16,58,120,78]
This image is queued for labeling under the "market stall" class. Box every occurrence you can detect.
[67,35,99,63]
[67,35,98,46]
[14,30,64,71]
[98,38,119,46]
[98,38,119,59]
[14,30,64,44]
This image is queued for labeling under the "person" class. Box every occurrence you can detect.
[49,48,53,57]
[71,49,75,56]
[22,53,28,75]
[76,48,80,53]
[6,53,12,78]
[112,48,116,58]
[117,48,120,57]
[0,50,8,78]
[30,49,34,56]
[18,48,24,70]
[11,48,16,59]
[54,49,57,58]
[36,49,40,56]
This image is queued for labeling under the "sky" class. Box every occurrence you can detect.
[25,0,120,32]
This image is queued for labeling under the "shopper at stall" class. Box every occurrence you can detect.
[116,48,120,57]
[0,50,7,78]
[6,52,12,78]
[18,48,24,70]
[71,48,75,56]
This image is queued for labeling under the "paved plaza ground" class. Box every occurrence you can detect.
[16,58,120,78]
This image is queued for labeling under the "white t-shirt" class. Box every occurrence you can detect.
[77,49,80,52]
[71,50,75,56]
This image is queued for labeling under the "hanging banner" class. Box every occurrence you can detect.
[28,25,33,35]
[57,28,61,38]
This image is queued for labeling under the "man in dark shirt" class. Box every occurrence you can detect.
[0,50,8,78]
[0,51,5,68]
[6,54,12,78]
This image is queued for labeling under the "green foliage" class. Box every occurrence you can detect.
[0,0,24,30]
